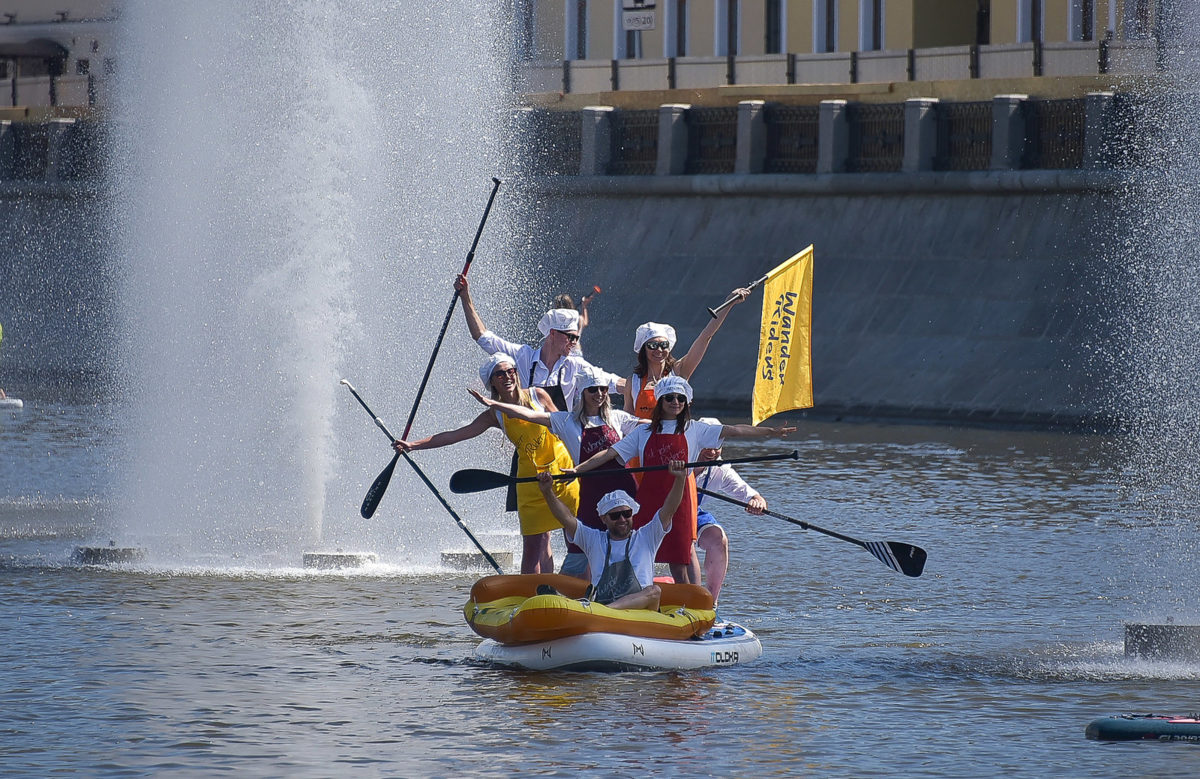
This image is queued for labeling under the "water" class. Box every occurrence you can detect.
[5,403,1200,776]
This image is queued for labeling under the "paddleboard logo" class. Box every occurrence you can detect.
[632,643,645,656]
[710,650,739,664]
[542,646,552,659]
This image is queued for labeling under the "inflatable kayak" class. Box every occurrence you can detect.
[1086,714,1200,742]
[465,573,761,670]
[475,619,763,671]
[464,574,715,645]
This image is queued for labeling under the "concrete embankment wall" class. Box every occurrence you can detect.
[519,171,1123,428]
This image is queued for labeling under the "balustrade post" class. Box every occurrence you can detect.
[735,100,767,175]
[580,105,615,176]
[817,99,849,174]
[44,118,75,182]
[902,98,939,173]
[0,120,12,179]
[656,103,690,176]
[990,94,1028,171]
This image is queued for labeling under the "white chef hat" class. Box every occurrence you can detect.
[573,366,609,405]
[478,353,517,386]
[653,374,693,403]
[633,322,677,353]
[537,308,582,337]
[596,489,640,517]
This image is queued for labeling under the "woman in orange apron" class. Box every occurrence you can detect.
[394,353,579,574]
[570,376,794,587]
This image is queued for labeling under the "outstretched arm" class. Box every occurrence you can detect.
[568,447,620,475]
[537,471,578,538]
[720,423,796,439]
[455,273,487,341]
[467,388,551,427]
[657,460,688,530]
[394,409,495,453]
[674,287,750,379]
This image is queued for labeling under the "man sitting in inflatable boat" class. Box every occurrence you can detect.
[536,460,687,612]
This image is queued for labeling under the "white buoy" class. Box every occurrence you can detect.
[302,552,378,569]
[1124,623,1200,661]
[0,397,23,410]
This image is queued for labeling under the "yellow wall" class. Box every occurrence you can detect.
[742,0,766,55]
[789,0,814,53]
[911,0,977,47]
[588,0,613,60]
[887,0,915,49]
[991,0,1018,44]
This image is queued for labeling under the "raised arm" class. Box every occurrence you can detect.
[674,287,750,380]
[455,273,487,341]
[536,471,578,537]
[393,409,496,453]
[467,388,551,427]
[657,460,688,529]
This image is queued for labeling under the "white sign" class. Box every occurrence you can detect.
[622,1,656,31]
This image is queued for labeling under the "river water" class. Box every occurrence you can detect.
[3,401,1198,777]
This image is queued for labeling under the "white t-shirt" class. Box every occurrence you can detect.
[696,463,760,505]
[568,513,671,588]
[548,409,644,464]
[609,418,724,465]
[475,331,621,409]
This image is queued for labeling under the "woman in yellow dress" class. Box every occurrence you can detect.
[394,353,579,574]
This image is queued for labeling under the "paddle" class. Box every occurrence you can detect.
[708,271,769,318]
[340,379,503,573]
[400,177,501,441]
[697,487,927,577]
[448,450,799,494]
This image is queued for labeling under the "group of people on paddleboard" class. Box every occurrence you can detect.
[393,274,794,610]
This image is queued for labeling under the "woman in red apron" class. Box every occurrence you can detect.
[468,368,644,581]
[570,376,795,587]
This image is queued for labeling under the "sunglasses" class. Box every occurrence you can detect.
[644,341,671,351]
[555,330,581,343]
[490,367,518,380]
[606,509,633,520]
[583,385,607,394]
[660,393,688,404]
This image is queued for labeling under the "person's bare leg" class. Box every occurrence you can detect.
[522,532,552,574]
[608,584,661,611]
[697,525,729,605]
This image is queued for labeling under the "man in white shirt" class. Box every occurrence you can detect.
[537,460,687,610]
[454,274,622,410]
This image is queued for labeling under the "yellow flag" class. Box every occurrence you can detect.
[752,246,814,425]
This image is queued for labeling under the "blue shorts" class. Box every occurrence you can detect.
[696,509,722,535]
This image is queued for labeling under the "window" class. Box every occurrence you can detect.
[976,0,990,45]
[666,0,688,57]
[765,0,783,54]
[75,58,89,75]
[625,29,642,59]
[815,0,837,52]
[514,0,535,61]
[859,0,884,51]
[716,0,739,56]
[1070,0,1094,41]
[1125,0,1152,38]
[1017,0,1043,43]
[566,0,587,59]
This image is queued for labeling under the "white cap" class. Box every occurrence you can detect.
[653,375,693,403]
[596,489,640,517]
[478,353,517,386]
[633,322,677,353]
[538,308,582,337]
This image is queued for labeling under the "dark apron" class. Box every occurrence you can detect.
[591,534,641,605]
[505,362,568,512]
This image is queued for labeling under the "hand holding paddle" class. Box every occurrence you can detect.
[697,487,927,577]
[708,275,769,318]
[449,450,799,494]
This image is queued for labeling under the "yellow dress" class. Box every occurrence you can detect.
[497,395,580,536]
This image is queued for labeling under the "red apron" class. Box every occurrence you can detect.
[566,423,638,556]
[633,429,697,565]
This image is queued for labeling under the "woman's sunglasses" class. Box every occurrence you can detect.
[583,385,607,394]
[660,393,688,404]
[644,341,671,351]
[490,367,518,380]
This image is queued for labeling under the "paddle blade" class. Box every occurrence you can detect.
[361,453,399,518]
[449,468,514,494]
[864,540,927,577]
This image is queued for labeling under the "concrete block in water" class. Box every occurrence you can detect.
[72,546,145,565]
[1124,623,1200,661]
[441,550,513,571]
[302,552,378,570]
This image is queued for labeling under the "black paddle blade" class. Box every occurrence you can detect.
[361,453,399,518]
[449,468,514,494]
[864,540,927,577]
